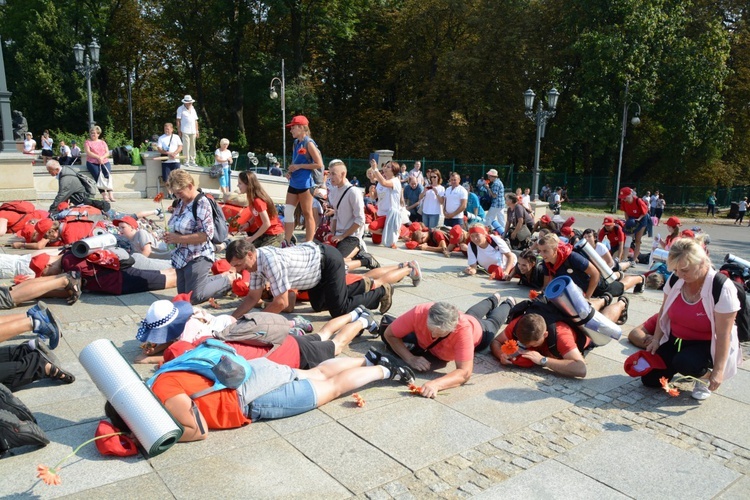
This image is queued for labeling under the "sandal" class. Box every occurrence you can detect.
[45,363,75,384]
[601,292,613,307]
[616,296,629,325]
[65,272,82,305]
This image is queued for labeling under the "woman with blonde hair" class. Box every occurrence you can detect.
[284,115,324,245]
[237,171,284,248]
[214,138,233,197]
[642,239,742,400]
[165,170,232,304]
[84,125,115,202]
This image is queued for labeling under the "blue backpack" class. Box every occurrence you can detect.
[147,339,252,399]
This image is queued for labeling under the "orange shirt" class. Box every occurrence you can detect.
[151,372,250,430]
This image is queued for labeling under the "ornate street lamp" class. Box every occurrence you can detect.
[73,40,100,127]
[613,80,641,212]
[269,59,286,169]
[524,87,560,201]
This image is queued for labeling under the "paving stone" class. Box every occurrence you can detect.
[474,459,628,499]
[60,472,173,499]
[364,488,393,500]
[560,430,740,499]
[285,422,409,494]
[671,395,750,449]
[717,475,750,500]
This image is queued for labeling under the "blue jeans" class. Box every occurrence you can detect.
[443,217,462,228]
[423,213,440,229]
[247,379,317,421]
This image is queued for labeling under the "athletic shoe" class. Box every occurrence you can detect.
[365,348,383,366]
[691,382,712,400]
[289,327,306,336]
[375,353,415,385]
[27,301,60,350]
[409,260,422,287]
[0,409,49,453]
[634,275,645,294]
[155,207,164,219]
[379,283,393,314]
[359,252,380,270]
[292,316,314,333]
[0,384,36,423]
[356,307,379,334]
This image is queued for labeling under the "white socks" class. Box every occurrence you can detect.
[378,365,391,379]
[358,317,369,330]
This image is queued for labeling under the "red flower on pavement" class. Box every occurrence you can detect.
[37,465,61,486]
[408,383,423,395]
[529,290,540,300]
[659,376,680,397]
[352,393,365,407]
[208,298,220,309]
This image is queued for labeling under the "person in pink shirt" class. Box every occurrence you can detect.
[84,126,115,202]
[378,295,514,397]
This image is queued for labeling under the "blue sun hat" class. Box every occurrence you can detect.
[136,300,194,344]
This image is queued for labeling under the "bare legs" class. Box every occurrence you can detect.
[284,190,316,243]
[297,357,385,406]
[9,275,72,305]
[0,313,33,342]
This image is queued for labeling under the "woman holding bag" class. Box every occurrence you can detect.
[368,160,402,247]
[84,126,115,202]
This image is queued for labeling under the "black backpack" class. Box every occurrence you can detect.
[191,189,229,244]
[668,272,750,341]
[112,146,132,165]
[506,297,589,358]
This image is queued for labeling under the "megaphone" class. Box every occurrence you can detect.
[71,233,117,258]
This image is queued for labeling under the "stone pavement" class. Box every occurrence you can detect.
[0,199,749,499]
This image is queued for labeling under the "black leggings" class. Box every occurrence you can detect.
[641,334,712,387]
[0,344,45,391]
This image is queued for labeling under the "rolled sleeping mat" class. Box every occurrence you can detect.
[725,253,750,271]
[92,226,109,236]
[71,233,118,258]
[574,239,617,284]
[545,276,622,345]
[79,339,183,456]
[649,248,670,268]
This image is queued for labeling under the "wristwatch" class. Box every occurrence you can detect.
[539,357,548,367]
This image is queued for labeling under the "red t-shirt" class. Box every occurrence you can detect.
[151,372,250,430]
[504,316,588,358]
[667,294,712,341]
[245,198,284,235]
[389,303,481,362]
[620,198,648,218]
[598,226,625,250]
[164,335,301,368]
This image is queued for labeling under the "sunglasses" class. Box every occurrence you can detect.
[430,176,438,179]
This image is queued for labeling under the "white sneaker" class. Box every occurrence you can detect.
[691,382,711,400]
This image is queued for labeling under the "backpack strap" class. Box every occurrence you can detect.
[335,185,354,211]
[712,272,728,305]
[668,272,679,289]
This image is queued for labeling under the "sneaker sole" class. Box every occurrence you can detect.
[0,385,36,423]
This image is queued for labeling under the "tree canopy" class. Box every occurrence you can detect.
[2,0,749,187]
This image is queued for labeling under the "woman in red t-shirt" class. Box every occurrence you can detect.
[618,187,650,261]
[237,171,284,248]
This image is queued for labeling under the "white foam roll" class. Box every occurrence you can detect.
[79,339,182,456]
[575,239,617,284]
[92,226,108,236]
[582,311,623,345]
[70,233,118,258]
[651,248,669,264]
[726,253,750,271]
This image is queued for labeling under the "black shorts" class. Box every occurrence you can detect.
[120,268,168,294]
[41,149,53,157]
[293,334,335,369]
[287,186,310,195]
[595,279,624,298]
[336,236,361,259]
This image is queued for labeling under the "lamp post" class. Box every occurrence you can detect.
[73,40,100,128]
[524,87,560,201]
[0,0,16,151]
[126,67,134,143]
[613,80,641,213]
[269,59,286,169]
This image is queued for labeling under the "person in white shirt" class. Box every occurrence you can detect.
[464,224,516,279]
[23,132,36,155]
[40,130,54,159]
[419,170,445,228]
[214,138,233,197]
[443,172,468,227]
[58,141,72,165]
[157,123,183,196]
[70,140,81,164]
[736,197,748,225]
[176,95,199,166]
[409,161,424,186]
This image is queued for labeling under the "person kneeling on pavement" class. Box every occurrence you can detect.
[380,295,514,397]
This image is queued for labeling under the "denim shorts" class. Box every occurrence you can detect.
[247,379,317,421]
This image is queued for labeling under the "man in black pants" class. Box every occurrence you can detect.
[227,239,394,319]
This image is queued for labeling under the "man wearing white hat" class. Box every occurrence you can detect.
[176,95,199,167]
[483,169,506,229]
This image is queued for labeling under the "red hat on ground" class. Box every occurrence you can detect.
[681,229,695,238]
[603,216,615,225]
[449,225,464,245]
[540,215,551,224]
[405,241,419,250]
[29,254,50,277]
[624,351,667,377]
[286,115,309,128]
[211,259,231,275]
[665,216,681,228]
[232,278,249,297]
[172,291,193,303]
[94,420,138,457]
[618,187,633,199]
[34,218,53,236]
[112,216,138,230]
